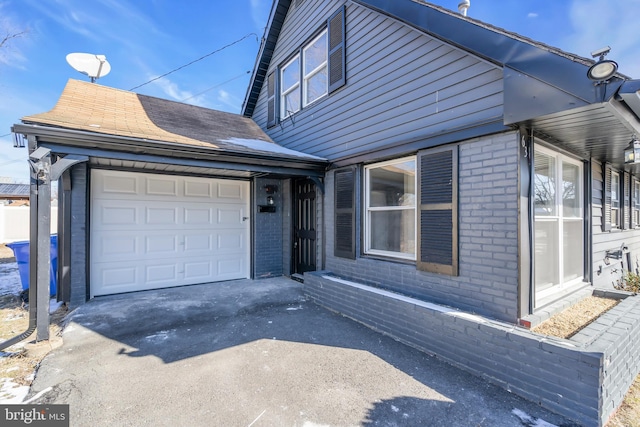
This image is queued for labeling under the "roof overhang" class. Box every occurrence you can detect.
[522,95,640,172]
[12,123,328,178]
[242,0,292,117]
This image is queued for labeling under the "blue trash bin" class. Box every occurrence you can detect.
[6,235,57,296]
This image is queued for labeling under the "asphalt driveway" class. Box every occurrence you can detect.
[27,278,576,426]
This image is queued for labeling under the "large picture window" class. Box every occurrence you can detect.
[364,157,416,259]
[534,146,584,305]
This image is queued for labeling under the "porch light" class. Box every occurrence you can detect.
[587,46,618,82]
[624,135,640,164]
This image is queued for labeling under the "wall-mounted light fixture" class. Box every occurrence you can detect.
[259,184,278,213]
[624,135,640,164]
[587,46,618,82]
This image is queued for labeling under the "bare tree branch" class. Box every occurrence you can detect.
[0,30,27,49]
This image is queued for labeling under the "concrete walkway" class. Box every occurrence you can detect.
[27,278,576,426]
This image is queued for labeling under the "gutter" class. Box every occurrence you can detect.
[12,123,328,173]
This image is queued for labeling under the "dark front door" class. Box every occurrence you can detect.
[293,179,317,274]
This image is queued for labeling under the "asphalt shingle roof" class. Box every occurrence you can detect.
[22,79,323,161]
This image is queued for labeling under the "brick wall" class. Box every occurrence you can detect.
[325,131,520,322]
[305,272,640,426]
[69,163,87,309]
[254,178,284,278]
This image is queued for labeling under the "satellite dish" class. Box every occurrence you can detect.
[66,53,111,83]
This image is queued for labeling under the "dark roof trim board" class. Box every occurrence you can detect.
[12,124,327,176]
[242,0,292,117]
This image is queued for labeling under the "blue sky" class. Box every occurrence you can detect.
[1,0,639,184]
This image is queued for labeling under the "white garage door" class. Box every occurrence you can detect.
[90,170,250,296]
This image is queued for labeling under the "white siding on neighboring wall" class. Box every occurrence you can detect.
[0,205,58,243]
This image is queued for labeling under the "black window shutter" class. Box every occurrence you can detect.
[334,166,355,259]
[267,71,276,128]
[602,164,611,232]
[623,172,631,230]
[417,146,458,275]
[328,6,346,94]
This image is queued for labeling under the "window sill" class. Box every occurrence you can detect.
[361,253,416,266]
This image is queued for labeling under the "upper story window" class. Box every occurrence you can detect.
[266,6,346,128]
[303,31,328,106]
[364,157,416,260]
[611,171,620,228]
[280,56,301,118]
[279,30,328,119]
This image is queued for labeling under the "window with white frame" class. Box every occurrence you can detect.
[280,55,300,118]
[303,31,328,107]
[279,29,328,120]
[611,171,620,228]
[266,7,345,128]
[364,157,416,260]
[533,146,583,304]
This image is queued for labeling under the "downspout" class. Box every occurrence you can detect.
[0,138,46,350]
[0,139,87,350]
[0,180,39,349]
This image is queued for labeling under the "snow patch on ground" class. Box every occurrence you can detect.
[0,378,30,404]
[512,409,558,427]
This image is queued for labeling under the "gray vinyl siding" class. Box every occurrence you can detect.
[324,132,520,322]
[592,160,640,288]
[253,0,504,161]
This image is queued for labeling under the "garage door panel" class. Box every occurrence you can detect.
[98,264,138,290]
[146,263,178,284]
[184,234,212,251]
[97,235,138,258]
[184,180,213,198]
[217,257,245,276]
[217,208,244,225]
[91,170,250,297]
[217,231,244,251]
[146,177,178,196]
[217,181,244,199]
[100,174,138,195]
[146,207,178,225]
[184,260,213,281]
[184,208,212,224]
[145,235,178,254]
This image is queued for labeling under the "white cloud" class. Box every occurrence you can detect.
[216,89,241,112]
[249,0,271,33]
[152,77,193,101]
[565,0,640,77]
[527,12,538,19]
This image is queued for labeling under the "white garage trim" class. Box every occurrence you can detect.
[90,170,250,297]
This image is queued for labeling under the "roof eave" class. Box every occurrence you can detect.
[354,0,624,105]
[12,123,328,172]
[242,0,292,118]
